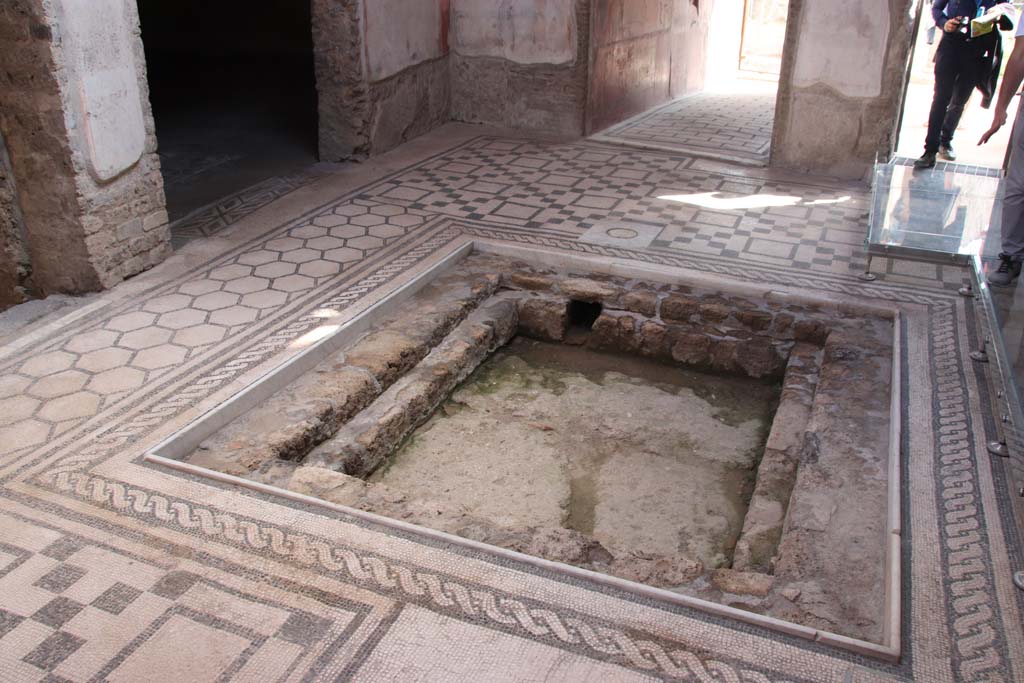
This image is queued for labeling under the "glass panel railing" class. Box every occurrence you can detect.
[865,162,1003,274]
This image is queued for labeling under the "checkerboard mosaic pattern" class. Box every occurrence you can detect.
[354,136,964,287]
[0,128,1020,682]
[0,515,371,682]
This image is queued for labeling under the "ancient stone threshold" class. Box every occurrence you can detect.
[147,244,902,662]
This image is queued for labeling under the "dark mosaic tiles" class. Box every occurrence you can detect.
[22,631,85,671]
[32,597,85,629]
[33,565,87,594]
[91,582,143,615]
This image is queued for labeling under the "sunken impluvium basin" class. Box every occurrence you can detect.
[155,251,899,658]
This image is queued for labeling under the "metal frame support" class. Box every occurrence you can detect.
[988,440,1010,457]
[859,254,878,282]
[970,338,990,363]
[959,281,975,297]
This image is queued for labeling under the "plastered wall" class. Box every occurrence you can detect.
[771,0,917,179]
[587,0,713,134]
[314,0,451,159]
[364,0,451,154]
[450,0,589,136]
[669,0,713,97]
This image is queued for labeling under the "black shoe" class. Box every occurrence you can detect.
[989,253,1022,286]
[914,153,937,169]
[939,144,957,161]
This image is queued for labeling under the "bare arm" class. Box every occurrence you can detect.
[980,36,1024,144]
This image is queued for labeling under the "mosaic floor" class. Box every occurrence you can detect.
[591,81,777,166]
[0,123,1022,682]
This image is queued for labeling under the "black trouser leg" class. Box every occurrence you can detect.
[940,70,974,147]
[925,35,969,154]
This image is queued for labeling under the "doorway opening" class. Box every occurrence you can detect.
[738,0,790,77]
[138,0,319,224]
[894,8,1018,171]
[589,0,789,167]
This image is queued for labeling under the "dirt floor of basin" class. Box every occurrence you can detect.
[368,337,780,570]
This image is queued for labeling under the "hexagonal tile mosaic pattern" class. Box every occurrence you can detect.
[0,200,426,456]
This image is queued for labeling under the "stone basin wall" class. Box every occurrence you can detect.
[183,253,895,644]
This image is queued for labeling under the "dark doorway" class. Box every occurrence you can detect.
[138,0,318,223]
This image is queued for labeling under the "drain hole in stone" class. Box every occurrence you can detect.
[568,300,602,331]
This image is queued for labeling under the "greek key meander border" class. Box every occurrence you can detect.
[1,133,1012,680]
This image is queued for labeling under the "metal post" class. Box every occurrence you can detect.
[988,440,1010,457]
[970,338,990,363]
[859,254,878,282]
[958,281,975,297]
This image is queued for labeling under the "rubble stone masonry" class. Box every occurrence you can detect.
[0,0,170,305]
[0,131,32,308]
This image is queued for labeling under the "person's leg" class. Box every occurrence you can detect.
[1002,107,1024,257]
[920,36,960,165]
[940,70,974,150]
[991,104,1024,284]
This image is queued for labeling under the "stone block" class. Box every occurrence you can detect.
[711,568,774,597]
[289,466,368,506]
[709,339,739,373]
[736,309,773,331]
[561,277,618,302]
[588,311,639,353]
[637,320,670,359]
[699,302,732,323]
[770,312,796,338]
[669,331,711,366]
[735,338,784,379]
[509,271,555,291]
[794,319,830,345]
[346,330,425,386]
[620,289,658,317]
[517,297,568,341]
[661,294,699,322]
[143,208,168,232]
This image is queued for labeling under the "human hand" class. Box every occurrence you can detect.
[979,109,1008,145]
[944,17,961,32]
